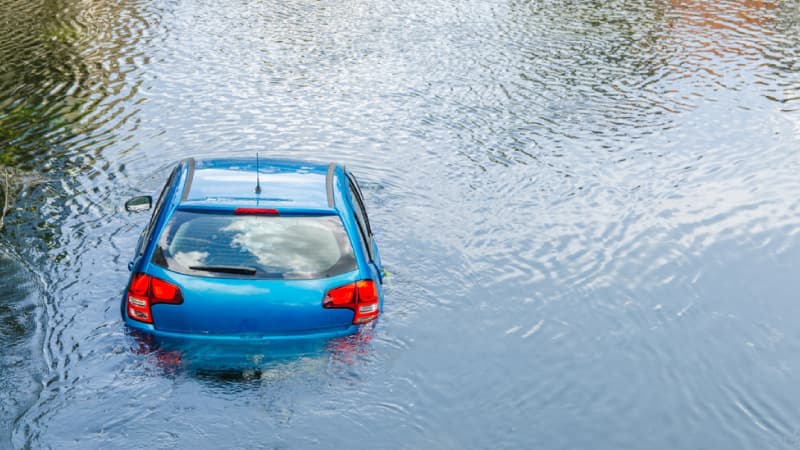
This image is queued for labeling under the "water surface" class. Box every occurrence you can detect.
[2,0,800,448]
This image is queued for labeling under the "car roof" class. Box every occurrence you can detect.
[181,158,336,210]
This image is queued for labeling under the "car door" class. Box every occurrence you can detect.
[346,172,383,284]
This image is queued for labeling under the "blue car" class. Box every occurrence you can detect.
[122,158,384,341]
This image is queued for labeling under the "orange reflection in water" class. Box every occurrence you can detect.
[659,0,780,91]
[668,0,777,31]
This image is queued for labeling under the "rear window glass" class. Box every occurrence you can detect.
[152,211,357,279]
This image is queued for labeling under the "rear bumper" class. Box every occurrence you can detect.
[123,316,359,342]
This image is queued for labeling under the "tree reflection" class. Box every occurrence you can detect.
[0,0,148,239]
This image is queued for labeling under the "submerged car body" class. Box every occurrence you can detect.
[122,158,384,341]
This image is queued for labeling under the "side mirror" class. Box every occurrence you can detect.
[125,195,152,212]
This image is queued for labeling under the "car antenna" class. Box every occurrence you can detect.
[255,152,262,195]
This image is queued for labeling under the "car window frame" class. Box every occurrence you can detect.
[347,172,373,235]
[346,172,373,262]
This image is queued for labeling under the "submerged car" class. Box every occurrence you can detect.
[122,158,384,341]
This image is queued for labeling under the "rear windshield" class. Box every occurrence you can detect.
[152,211,357,279]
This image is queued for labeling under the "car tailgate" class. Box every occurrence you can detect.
[147,267,357,335]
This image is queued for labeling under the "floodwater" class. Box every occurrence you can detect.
[1,0,800,448]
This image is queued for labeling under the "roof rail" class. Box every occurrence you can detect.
[180,158,196,201]
[325,163,336,207]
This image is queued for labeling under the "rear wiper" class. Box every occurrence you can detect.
[189,265,257,275]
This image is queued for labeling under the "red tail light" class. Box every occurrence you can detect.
[126,273,183,324]
[324,283,356,307]
[323,280,380,324]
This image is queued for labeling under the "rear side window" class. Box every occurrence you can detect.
[139,168,177,255]
[347,178,372,261]
[152,211,357,279]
